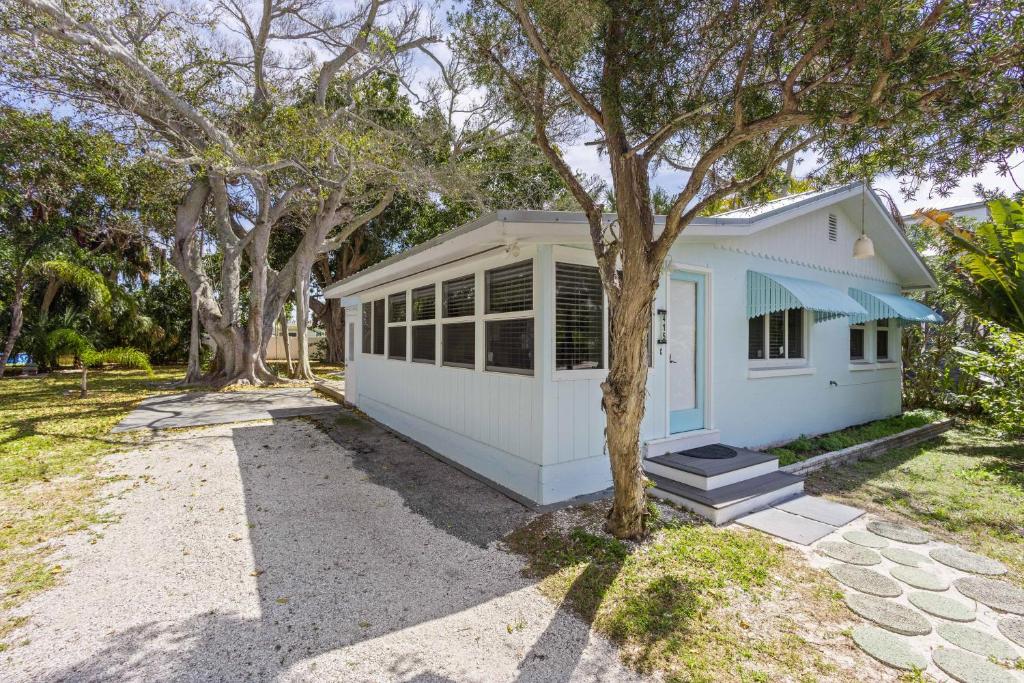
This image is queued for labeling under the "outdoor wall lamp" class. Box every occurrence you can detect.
[656,309,668,345]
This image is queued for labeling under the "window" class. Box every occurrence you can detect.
[484,261,534,374]
[442,275,475,318]
[486,261,532,313]
[876,321,890,361]
[372,299,384,355]
[410,285,436,363]
[442,322,475,368]
[361,303,371,353]
[555,263,604,370]
[748,309,805,364]
[387,292,407,360]
[486,319,534,373]
[850,325,866,361]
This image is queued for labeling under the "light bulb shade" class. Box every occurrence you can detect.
[853,233,875,259]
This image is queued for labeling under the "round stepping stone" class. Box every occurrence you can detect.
[843,530,888,548]
[931,546,1008,576]
[909,591,975,622]
[817,541,882,566]
[867,520,930,544]
[932,647,1017,683]
[956,577,1024,616]
[997,616,1024,648]
[880,547,932,567]
[845,593,932,636]
[828,564,902,597]
[891,565,950,591]
[851,625,928,671]
[937,623,1019,662]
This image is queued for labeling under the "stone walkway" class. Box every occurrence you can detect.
[801,514,1024,682]
[737,494,865,544]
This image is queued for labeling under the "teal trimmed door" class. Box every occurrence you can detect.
[669,271,705,433]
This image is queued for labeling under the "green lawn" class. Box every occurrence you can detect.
[0,367,184,649]
[768,409,944,466]
[807,425,1024,582]
[506,507,883,682]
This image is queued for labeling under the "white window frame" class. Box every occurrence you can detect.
[876,318,895,365]
[849,322,869,365]
[748,309,809,370]
[441,274,477,370]
[385,291,409,361]
[552,255,607,379]
[483,260,535,375]
[409,283,438,364]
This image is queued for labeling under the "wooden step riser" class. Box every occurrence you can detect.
[643,459,778,491]
[651,482,805,525]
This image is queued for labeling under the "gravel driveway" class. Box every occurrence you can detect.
[4,412,644,682]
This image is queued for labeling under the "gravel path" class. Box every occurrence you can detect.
[3,413,645,682]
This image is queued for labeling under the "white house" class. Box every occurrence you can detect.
[324,183,942,523]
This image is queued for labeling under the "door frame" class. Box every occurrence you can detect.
[666,267,709,434]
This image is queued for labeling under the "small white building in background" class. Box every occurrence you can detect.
[324,183,942,523]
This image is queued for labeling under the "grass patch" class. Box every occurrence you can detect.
[506,507,887,682]
[0,367,184,647]
[807,425,1024,582]
[768,409,944,466]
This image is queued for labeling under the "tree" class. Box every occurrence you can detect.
[917,199,1024,333]
[45,327,151,397]
[458,0,1024,537]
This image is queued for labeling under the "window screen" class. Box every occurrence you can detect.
[486,261,532,314]
[768,311,786,359]
[362,303,371,353]
[555,263,604,370]
[442,322,475,367]
[388,292,407,322]
[748,316,764,359]
[388,326,406,360]
[787,310,804,359]
[411,285,435,321]
[486,319,534,373]
[850,327,865,360]
[442,275,475,318]
[412,325,436,363]
[876,324,889,360]
[372,300,384,355]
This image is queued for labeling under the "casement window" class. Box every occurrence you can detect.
[876,320,891,361]
[372,299,385,355]
[361,303,372,353]
[410,285,436,363]
[555,263,604,370]
[850,325,866,361]
[442,275,476,368]
[386,292,407,360]
[484,261,534,374]
[748,309,806,366]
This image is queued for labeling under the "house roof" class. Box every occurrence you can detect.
[324,182,937,299]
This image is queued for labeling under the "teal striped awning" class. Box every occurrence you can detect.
[747,271,868,323]
[849,288,944,324]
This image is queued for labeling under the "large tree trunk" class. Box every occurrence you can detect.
[40,276,60,318]
[0,269,28,378]
[314,297,346,365]
[279,303,294,376]
[292,260,315,380]
[185,289,203,383]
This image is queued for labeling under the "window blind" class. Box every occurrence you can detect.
[768,311,786,359]
[372,299,384,355]
[362,303,371,353]
[486,261,532,314]
[388,292,407,323]
[442,276,475,318]
[412,325,436,363]
[555,263,604,370]
[411,285,435,321]
[442,322,475,367]
[486,319,534,373]
[787,310,803,358]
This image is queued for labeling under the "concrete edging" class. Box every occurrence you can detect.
[780,419,954,475]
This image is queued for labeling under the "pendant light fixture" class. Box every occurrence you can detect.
[853,182,876,259]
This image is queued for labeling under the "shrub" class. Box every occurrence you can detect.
[959,326,1024,438]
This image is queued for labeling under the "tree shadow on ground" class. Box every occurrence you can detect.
[23,411,630,682]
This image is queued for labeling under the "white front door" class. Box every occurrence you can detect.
[669,272,705,433]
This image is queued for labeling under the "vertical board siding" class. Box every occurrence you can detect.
[358,358,542,465]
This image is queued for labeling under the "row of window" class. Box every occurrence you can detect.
[747,308,895,365]
[360,260,609,375]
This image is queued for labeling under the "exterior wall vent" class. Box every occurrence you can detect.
[827,213,838,242]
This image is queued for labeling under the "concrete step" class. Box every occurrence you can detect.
[648,470,804,525]
[644,429,721,458]
[644,446,778,490]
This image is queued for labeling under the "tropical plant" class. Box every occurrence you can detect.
[45,328,152,397]
[958,325,1024,438]
[917,199,1024,333]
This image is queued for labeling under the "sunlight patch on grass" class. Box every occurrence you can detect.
[807,426,1024,582]
[769,409,944,466]
[506,509,884,682]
